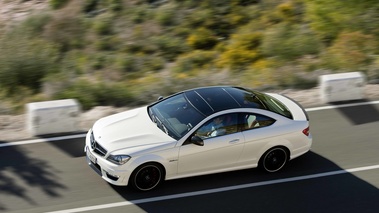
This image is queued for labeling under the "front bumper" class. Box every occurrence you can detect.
[85,132,132,186]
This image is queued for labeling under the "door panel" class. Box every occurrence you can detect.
[178,132,244,175]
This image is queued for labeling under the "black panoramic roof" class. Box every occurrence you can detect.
[184,86,264,116]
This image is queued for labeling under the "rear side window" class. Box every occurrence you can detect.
[241,113,276,131]
[254,92,293,119]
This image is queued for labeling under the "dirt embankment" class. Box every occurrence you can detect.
[1,85,379,142]
[0,0,48,30]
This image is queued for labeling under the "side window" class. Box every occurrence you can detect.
[242,113,275,131]
[195,113,239,139]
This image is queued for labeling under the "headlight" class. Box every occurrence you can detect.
[106,154,131,165]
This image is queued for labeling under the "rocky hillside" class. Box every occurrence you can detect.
[1,0,379,115]
[0,0,48,32]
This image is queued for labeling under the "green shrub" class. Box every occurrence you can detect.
[49,0,69,9]
[150,36,189,61]
[43,14,86,51]
[16,13,52,37]
[90,53,110,70]
[155,3,178,26]
[82,0,99,13]
[95,83,134,107]
[127,5,153,24]
[184,8,213,27]
[173,50,217,73]
[322,31,377,71]
[143,56,165,71]
[94,36,120,51]
[54,79,135,110]
[304,0,376,44]
[217,49,260,70]
[187,28,218,50]
[228,33,262,50]
[0,36,59,94]
[275,1,300,23]
[262,24,322,60]
[216,33,263,70]
[227,7,252,26]
[92,13,114,35]
[115,54,139,73]
[108,0,123,12]
[122,39,156,54]
[54,82,97,110]
[115,54,165,74]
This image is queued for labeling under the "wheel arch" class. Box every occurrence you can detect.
[128,161,167,191]
[131,161,167,179]
[258,145,291,172]
[128,154,168,179]
[256,139,292,163]
[258,145,291,163]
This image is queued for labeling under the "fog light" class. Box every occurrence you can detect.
[104,170,120,181]
[104,170,120,178]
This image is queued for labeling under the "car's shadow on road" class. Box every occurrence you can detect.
[109,151,379,213]
[330,99,379,125]
[38,132,87,158]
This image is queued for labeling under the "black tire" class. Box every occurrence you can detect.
[129,163,163,191]
[259,147,288,173]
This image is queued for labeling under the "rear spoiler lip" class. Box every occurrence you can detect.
[279,94,309,121]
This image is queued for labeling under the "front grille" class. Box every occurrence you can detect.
[90,131,107,157]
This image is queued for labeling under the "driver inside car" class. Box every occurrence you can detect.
[196,115,227,138]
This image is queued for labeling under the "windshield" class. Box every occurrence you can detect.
[148,94,206,140]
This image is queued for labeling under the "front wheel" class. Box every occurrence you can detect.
[129,163,163,191]
[259,147,288,172]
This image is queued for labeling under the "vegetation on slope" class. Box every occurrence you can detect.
[0,0,378,112]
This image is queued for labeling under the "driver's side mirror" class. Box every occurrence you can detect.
[191,136,204,146]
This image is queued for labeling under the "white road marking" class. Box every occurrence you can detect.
[0,134,87,148]
[1,100,378,148]
[47,164,379,213]
[305,100,379,112]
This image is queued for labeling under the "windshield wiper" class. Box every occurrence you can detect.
[154,116,169,135]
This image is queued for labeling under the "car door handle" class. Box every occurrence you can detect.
[229,139,240,144]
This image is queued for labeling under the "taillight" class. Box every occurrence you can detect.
[302,126,310,136]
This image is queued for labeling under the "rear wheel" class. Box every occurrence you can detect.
[259,147,288,172]
[130,163,163,191]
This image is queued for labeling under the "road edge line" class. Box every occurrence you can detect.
[47,164,379,213]
[306,100,379,112]
[0,134,87,148]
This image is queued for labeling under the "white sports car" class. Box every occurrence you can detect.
[85,86,312,191]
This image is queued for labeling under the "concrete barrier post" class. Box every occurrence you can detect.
[319,72,366,103]
[26,99,81,136]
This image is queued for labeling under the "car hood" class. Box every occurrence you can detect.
[92,106,176,152]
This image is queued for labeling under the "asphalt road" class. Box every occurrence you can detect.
[1,102,379,213]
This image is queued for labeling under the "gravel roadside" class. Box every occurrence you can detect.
[1,84,379,142]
